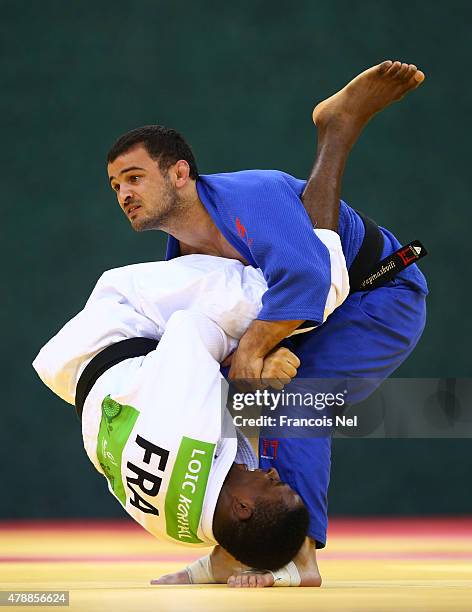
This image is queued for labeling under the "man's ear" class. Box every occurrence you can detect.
[173,160,191,188]
[231,498,254,521]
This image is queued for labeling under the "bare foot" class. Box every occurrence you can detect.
[227,537,322,588]
[151,545,247,585]
[313,60,425,143]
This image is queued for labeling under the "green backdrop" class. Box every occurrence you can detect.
[1,0,470,518]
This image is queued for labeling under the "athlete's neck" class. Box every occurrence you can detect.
[163,200,221,255]
[163,187,247,264]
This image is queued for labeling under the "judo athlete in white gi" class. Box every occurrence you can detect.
[33,232,348,586]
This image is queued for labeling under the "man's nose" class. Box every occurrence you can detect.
[267,467,280,480]
[118,187,133,209]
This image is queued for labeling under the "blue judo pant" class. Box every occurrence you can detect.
[258,232,427,548]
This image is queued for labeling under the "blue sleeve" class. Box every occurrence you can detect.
[168,171,332,325]
[241,173,331,324]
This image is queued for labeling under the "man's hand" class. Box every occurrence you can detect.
[227,347,265,389]
[261,347,301,390]
[228,319,303,388]
[228,346,300,390]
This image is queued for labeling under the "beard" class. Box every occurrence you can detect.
[132,175,184,232]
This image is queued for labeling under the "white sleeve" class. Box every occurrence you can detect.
[32,268,159,405]
[289,229,349,336]
[316,228,350,320]
[136,256,268,340]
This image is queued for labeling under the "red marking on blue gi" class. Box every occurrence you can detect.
[236,217,247,239]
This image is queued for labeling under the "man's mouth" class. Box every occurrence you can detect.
[127,205,141,216]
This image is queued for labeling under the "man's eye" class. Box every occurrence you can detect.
[129,176,140,183]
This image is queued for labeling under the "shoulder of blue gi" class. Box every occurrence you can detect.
[195,170,332,325]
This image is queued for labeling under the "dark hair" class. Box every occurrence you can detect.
[107,125,199,180]
[213,498,309,571]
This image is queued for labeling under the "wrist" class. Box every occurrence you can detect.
[236,338,265,360]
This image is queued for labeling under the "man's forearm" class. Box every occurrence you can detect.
[238,319,303,359]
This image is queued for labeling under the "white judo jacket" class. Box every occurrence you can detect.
[33,235,348,547]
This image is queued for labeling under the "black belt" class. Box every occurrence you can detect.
[349,209,427,292]
[348,210,384,292]
[75,337,158,421]
[297,210,427,331]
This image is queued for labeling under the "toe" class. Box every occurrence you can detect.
[378,60,393,74]
[397,62,410,80]
[414,70,425,83]
[388,61,402,77]
[409,70,425,88]
[404,64,417,81]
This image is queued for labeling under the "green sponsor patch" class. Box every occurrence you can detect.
[165,437,215,544]
[96,396,139,505]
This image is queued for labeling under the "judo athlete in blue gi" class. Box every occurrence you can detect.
[107,60,427,587]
